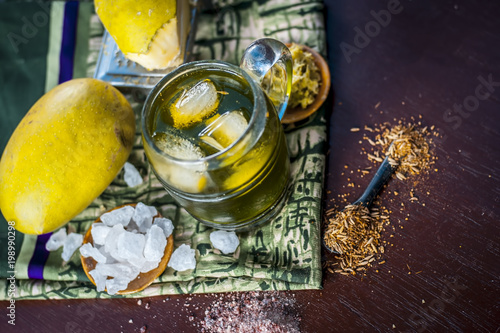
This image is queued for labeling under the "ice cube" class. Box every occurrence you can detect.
[153,217,174,238]
[46,228,67,251]
[171,167,209,193]
[209,230,240,254]
[199,135,225,154]
[61,233,84,261]
[105,277,130,295]
[91,223,112,246]
[132,202,157,233]
[143,225,167,262]
[152,131,209,193]
[116,231,146,262]
[167,244,196,271]
[170,79,219,128]
[89,269,107,292]
[153,131,205,160]
[123,162,143,187]
[80,243,107,263]
[100,205,135,227]
[104,224,126,260]
[200,110,248,149]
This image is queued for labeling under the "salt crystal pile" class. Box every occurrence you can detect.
[210,230,240,254]
[79,203,174,295]
[168,244,196,272]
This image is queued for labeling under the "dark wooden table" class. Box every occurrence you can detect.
[2,0,499,332]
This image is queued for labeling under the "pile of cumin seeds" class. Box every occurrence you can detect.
[324,204,389,275]
[364,121,434,180]
[324,119,438,276]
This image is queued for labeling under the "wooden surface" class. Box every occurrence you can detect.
[2,0,499,332]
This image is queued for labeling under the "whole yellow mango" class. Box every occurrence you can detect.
[0,78,136,235]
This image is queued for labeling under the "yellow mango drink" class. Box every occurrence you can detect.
[142,56,291,230]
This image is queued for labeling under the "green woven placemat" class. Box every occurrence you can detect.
[0,0,327,300]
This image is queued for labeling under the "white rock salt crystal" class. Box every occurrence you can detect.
[209,230,240,254]
[100,205,135,227]
[168,244,196,271]
[104,224,126,260]
[143,225,166,262]
[116,231,146,261]
[61,233,84,261]
[46,228,67,251]
[153,217,174,238]
[91,223,112,246]
[132,202,157,232]
[126,256,147,269]
[106,277,130,295]
[123,162,143,187]
[98,246,117,265]
[85,203,174,294]
[140,259,161,273]
[80,243,107,263]
[89,269,107,292]
[95,262,139,281]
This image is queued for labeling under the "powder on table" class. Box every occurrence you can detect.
[200,291,301,333]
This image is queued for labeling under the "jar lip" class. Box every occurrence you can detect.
[141,60,266,166]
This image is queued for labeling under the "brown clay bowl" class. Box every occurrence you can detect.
[81,203,174,295]
[282,43,331,124]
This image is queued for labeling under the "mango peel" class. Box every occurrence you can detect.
[0,78,136,235]
[95,0,181,70]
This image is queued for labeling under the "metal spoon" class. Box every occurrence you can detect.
[323,147,398,254]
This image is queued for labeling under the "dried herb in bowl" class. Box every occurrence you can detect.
[288,43,322,109]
